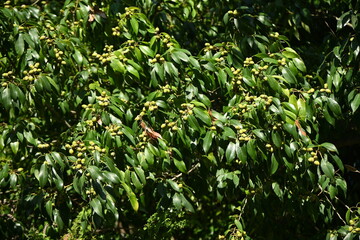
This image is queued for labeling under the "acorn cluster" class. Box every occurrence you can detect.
[265,143,274,153]
[271,122,283,130]
[230,68,243,89]
[81,104,95,111]
[161,120,179,131]
[65,140,106,170]
[37,143,50,149]
[319,83,331,93]
[92,51,111,64]
[124,7,136,18]
[144,101,158,111]
[251,64,269,76]
[269,32,280,38]
[105,124,123,136]
[232,229,247,240]
[235,126,252,142]
[215,56,225,63]
[179,103,194,120]
[227,9,239,16]
[54,48,66,64]
[156,33,174,48]
[84,117,98,127]
[22,63,41,81]
[96,91,110,107]
[150,54,165,64]
[85,187,96,196]
[4,1,11,8]
[278,57,287,66]
[204,42,216,52]
[348,218,360,234]
[125,39,136,48]
[2,71,15,86]
[232,94,273,115]
[112,26,121,36]
[137,131,149,149]
[135,101,158,120]
[243,57,254,67]
[160,84,176,93]
[304,147,320,166]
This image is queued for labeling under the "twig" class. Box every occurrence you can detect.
[171,163,200,180]
[318,184,346,224]
[32,0,40,6]
[231,198,248,236]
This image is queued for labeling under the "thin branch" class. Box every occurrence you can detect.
[171,163,200,180]
[318,184,346,224]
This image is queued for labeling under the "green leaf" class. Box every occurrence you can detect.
[90,198,103,217]
[122,126,136,145]
[271,131,282,148]
[45,200,53,219]
[39,163,48,187]
[126,65,140,79]
[203,131,213,153]
[224,127,237,140]
[171,51,189,63]
[320,142,338,153]
[110,59,125,73]
[174,159,187,173]
[272,182,283,199]
[139,45,154,57]
[282,67,297,84]
[187,114,201,132]
[282,51,299,58]
[327,98,341,116]
[336,178,347,195]
[350,93,360,113]
[226,142,236,163]
[328,185,337,199]
[247,140,257,161]
[15,33,25,55]
[122,183,139,211]
[266,75,282,93]
[253,129,267,142]
[10,141,19,154]
[189,56,200,69]
[193,107,211,126]
[103,171,121,184]
[331,154,344,172]
[130,18,139,35]
[131,171,143,190]
[167,179,181,192]
[87,166,104,181]
[321,159,335,179]
[217,69,227,87]
[1,87,11,109]
[24,131,37,145]
[323,107,335,126]
[270,154,279,175]
[73,49,83,65]
[180,193,195,212]
[173,193,182,209]
[54,209,64,231]
[293,58,306,72]
[134,167,146,185]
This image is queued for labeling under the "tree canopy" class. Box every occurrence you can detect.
[1,0,360,239]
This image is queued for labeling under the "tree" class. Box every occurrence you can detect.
[0,0,359,239]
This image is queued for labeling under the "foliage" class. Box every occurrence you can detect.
[1,0,360,239]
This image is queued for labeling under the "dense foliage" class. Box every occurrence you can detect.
[1,0,360,239]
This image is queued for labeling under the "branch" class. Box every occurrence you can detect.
[171,162,200,180]
[318,184,346,224]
